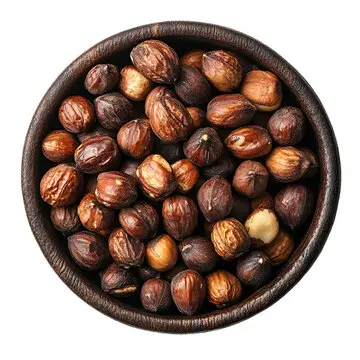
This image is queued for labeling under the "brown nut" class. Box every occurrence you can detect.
[50,205,81,234]
[140,278,172,313]
[180,49,205,70]
[186,107,206,129]
[144,86,176,118]
[119,201,159,240]
[267,106,306,145]
[74,136,121,174]
[77,193,115,235]
[42,130,79,162]
[183,127,223,167]
[40,163,83,206]
[265,146,311,183]
[84,64,119,95]
[137,266,161,283]
[130,40,180,84]
[58,96,95,134]
[119,65,153,101]
[120,159,140,179]
[171,159,200,193]
[230,193,251,222]
[171,270,206,315]
[299,147,319,178]
[206,270,242,308]
[202,152,235,179]
[197,176,233,222]
[77,125,117,143]
[207,94,256,128]
[232,160,269,198]
[68,231,111,271]
[109,227,145,268]
[136,154,176,201]
[202,50,243,92]
[263,230,295,265]
[146,234,178,272]
[117,119,154,159]
[162,196,199,240]
[225,125,272,159]
[250,192,274,211]
[241,70,282,111]
[211,217,250,260]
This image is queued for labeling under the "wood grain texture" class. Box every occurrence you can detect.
[21,21,341,333]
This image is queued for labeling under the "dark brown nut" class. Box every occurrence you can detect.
[77,193,115,236]
[94,92,134,130]
[119,201,159,240]
[68,231,111,270]
[232,160,269,198]
[241,70,282,111]
[183,127,223,167]
[206,270,242,308]
[84,64,119,95]
[299,147,319,178]
[179,236,219,273]
[162,196,198,240]
[109,227,145,268]
[211,217,250,260]
[197,176,233,222]
[186,107,206,129]
[236,250,272,288]
[225,126,272,159]
[202,152,235,179]
[230,193,251,222]
[267,107,306,145]
[250,192,274,211]
[95,171,138,209]
[202,50,243,92]
[263,230,295,265]
[171,159,200,193]
[207,94,256,128]
[140,279,172,313]
[136,154,176,201]
[120,159,140,179]
[163,262,188,281]
[42,130,79,162]
[171,270,206,315]
[174,65,211,105]
[274,183,314,229]
[144,86,176,118]
[146,234,178,272]
[244,208,279,246]
[137,266,161,283]
[265,146,311,183]
[180,49,205,70]
[74,136,121,174]
[154,141,184,163]
[50,205,81,234]
[119,65,153,101]
[40,164,83,206]
[252,112,272,128]
[58,96,95,134]
[77,125,117,143]
[100,263,138,297]
[130,40,180,84]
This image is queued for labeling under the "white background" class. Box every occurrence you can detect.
[1,0,359,359]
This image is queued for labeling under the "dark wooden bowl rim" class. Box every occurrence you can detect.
[21,21,341,333]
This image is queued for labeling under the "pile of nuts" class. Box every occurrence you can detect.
[39,39,318,315]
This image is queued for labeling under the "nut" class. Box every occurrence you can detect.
[130,40,180,84]
[42,130,79,162]
[117,119,154,159]
[225,125,272,159]
[180,49,205,70]
[274,183,314,229]
[267,106,306,145]
[263,230,295,265]
[171,159,200,193]
[144,86,176,118]
[119,201,159,240]
[207,94,256,128]
[197,176,233,222]
[230,193,251,222]
[74,136,121,174]
[109,227,145,268]
[58,96,95,133]
[50,205,81,234]
[146,234,178,272]
[137,266,161,283]
[84,64,119,95]
[170,270,206,315]
[236,250,272,288]
[206,270,242,308]
[186,107,206,128]
[95,171,138,209]
[202,50,243,92]
[300,147,319,178]
[211,217,250,260]
[119,65,153,101]
[179,236,219,273]
[250,192,274,211]
[40,163,83,206]
[68,231,111,270]
[77,125,117,143]
[232,160,269,198]
[120,159,140,179]
[140,278,172,313]
[154,141,184,163]
[202,152,235,179]
[241,70,282,111]
[183,127,223,167]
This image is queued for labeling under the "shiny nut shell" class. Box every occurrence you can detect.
[42,130,79,162]
[84,64,119,95]
[50,205,81,234]
[180,49,205,69]
[171,159,200,193]
[263,230,295,265]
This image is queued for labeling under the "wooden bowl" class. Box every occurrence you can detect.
[21,21,341,333]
